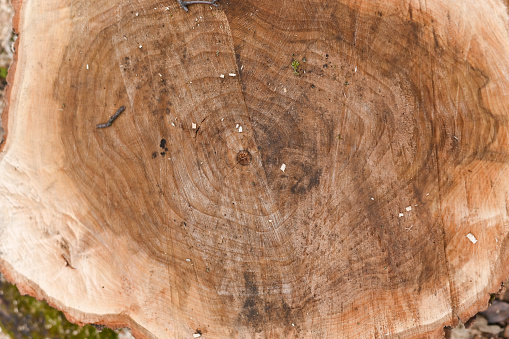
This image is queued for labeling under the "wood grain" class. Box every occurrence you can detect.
[1,0,509,337]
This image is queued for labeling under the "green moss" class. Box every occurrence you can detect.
[291,60,300,75]
[0,276,118,338]
[489,293,497,304]
[0,67,6,80]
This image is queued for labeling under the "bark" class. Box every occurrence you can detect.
[1,0,509,337]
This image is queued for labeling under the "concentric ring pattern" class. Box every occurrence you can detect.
[52,0,509,337]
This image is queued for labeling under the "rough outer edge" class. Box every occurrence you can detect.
[0,1,163,336]
[0,258,155,339]
[0,5,152,337]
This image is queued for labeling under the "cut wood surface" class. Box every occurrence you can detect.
[2,0,509,337]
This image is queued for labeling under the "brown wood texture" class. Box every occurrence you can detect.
[2,0,509,337]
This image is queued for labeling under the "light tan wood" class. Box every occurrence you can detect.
[2,0,509,337]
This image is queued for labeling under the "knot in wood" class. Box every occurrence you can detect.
[236,150,252,166]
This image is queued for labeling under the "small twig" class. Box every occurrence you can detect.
[96,106,125,129]
[61,254,76,269]
[177,0,219,12]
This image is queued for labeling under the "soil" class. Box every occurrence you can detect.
[0,0,14,144]
[446,287,509,339]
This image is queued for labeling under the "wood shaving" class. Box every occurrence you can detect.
[466,233,478,244]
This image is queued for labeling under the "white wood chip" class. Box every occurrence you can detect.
[229,73,236,77]
[239,126,243,132]
[192,123,197,129]
[405,206,412,212]
[86,64,89,70]
[280,164,286,172]
[466,233,478,244]
[398,213,404,217]
[193,334,202,338]
[220,74,225,78]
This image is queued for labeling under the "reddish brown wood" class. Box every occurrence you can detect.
[2,0,509,337]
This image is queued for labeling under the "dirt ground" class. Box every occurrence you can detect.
[0,0,14,144]
[0,1,508,338]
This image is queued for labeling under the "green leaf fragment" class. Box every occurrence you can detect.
[291,60,300,75]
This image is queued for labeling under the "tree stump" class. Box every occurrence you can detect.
[1,0,509,337]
